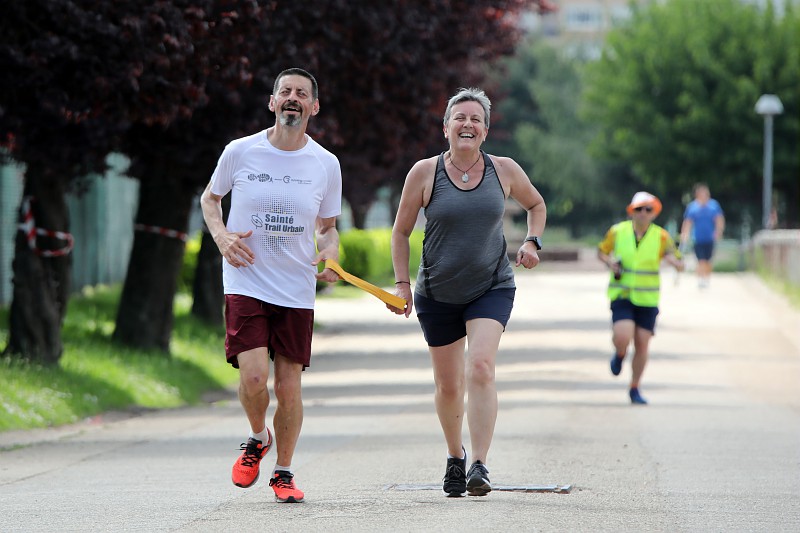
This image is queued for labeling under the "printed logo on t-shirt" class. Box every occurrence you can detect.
[247,172,311,185]
[250,209,305,258]
[250,212,304,235]
[246,194,307,260]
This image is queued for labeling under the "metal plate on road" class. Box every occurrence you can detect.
[385,483,572,494]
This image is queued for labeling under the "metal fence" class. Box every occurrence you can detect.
[752,229,800,287]
[0,162,24,305]
[0,154,139,306]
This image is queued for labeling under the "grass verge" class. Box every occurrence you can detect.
[0,285,237,433]
[757,271,800,310]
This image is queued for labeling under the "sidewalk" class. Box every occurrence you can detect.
[0,268,798,532]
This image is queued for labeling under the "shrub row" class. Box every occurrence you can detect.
[339,228,424,284]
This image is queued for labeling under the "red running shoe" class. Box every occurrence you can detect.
[231,430,273,488]
[269,470,305,503]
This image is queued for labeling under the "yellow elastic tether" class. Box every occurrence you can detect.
[324,259,408,310]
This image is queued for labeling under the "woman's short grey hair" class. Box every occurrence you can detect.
[443,87,491,129]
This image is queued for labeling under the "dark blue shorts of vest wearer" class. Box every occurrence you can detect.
[693,241,715,261]
[610,298,659,334]
[414,288,515,347]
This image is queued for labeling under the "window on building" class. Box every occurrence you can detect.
[564,4,604,32]
[610,5,632,27]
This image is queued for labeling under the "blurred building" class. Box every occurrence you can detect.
[522,0,646,59]
[523,0,796,60]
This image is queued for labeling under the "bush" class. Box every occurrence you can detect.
[339,229,373,278]
[178,231,202,292]
[365,228,394,279]
[337,228,424,284]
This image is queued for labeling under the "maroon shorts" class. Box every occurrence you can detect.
[224,294,314,369]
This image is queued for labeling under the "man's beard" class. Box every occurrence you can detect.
[279,112,302,127]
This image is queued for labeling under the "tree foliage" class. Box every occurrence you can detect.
[0,1,208,171]
[582,0,799,227]
[484,38,640,236]
[114,1,267,349]
[0,0,210,362]
[269,0,553,227]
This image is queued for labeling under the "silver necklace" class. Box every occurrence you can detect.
[449,152,482,183]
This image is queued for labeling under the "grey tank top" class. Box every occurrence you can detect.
[415,152,514,304]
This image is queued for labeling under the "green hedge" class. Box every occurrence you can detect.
[179,231,202,292]
[339,228,424,284]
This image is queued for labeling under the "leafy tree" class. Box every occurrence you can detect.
[114,0,268,348]
[583,0,799,228]
[484,38,638,236]
[0,0,207,363]
[271,0,557,228]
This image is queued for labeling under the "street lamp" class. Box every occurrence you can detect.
[755,94,784,229]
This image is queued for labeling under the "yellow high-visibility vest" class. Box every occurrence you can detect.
[607,221,661,307]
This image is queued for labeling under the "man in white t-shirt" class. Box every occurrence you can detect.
[200,68,342,503]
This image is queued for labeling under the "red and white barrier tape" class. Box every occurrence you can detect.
[17,197,74,258]
[134,223,188,242]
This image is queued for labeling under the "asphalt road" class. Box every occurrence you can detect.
[1,264,799,532]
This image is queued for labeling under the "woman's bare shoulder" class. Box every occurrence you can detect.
[405,154,439,183]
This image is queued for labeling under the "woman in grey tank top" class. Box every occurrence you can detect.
[387,87,547,497]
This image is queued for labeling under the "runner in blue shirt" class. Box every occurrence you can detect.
[680,183,725,288]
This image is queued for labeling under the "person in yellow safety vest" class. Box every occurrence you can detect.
[597,192,684,404]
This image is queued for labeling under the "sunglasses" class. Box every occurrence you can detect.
[633,206,653,213]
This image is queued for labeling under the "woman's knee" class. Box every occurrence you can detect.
[466,356,495,385]
[435,375,464,401]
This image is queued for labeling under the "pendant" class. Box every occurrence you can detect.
[461,173,469,183]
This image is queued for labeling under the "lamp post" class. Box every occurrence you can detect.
[754,94,784,229]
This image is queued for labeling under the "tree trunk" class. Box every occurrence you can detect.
[190,195,228,325]
[350,202,369,230]
[113,168,194,352]
[4,168,71,364]
[190,231,224,325]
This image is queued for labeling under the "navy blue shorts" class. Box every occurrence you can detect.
[611,299,659,333]
[693,241,715,261]
[414,288,515,347]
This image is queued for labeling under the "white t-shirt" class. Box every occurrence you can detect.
[210,130,342,309]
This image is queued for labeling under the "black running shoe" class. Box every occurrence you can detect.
[442,447,467,497]
[466,460,491,496]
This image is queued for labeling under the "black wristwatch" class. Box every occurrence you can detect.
[524,236,542,250]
